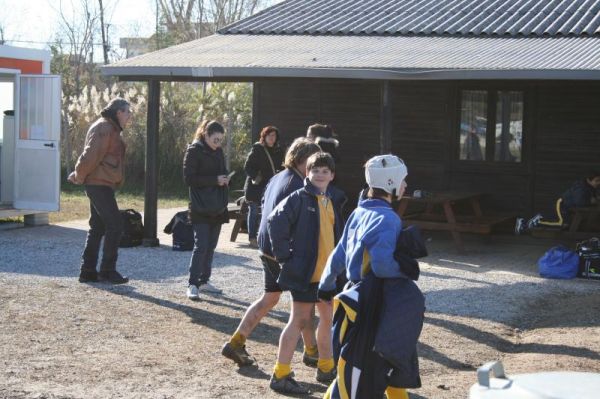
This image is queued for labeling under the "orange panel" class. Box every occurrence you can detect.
[0,57,43,74]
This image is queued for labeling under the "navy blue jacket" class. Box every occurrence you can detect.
[329,272,424,398]
[257,168,305,258]
[268,179,346,292]
[560,179,598,220]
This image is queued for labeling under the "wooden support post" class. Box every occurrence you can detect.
[143,79,160,247]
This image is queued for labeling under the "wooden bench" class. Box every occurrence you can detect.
[397,192,515,252]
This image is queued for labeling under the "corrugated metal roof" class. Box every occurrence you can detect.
[219,0,600,37]
[103,34,600,80]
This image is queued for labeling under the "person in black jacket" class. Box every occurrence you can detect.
[307,123,340,163]
[183,120,230,300]
[515,169,600,234]
[243,126,284,248]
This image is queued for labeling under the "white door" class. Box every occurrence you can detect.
[13,74,61,211]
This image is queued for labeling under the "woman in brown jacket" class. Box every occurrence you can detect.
[68,98,132,284]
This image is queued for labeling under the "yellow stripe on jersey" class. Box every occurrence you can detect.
[312,194,336,282]
[361,248,372,277]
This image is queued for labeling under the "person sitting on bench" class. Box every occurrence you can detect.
[515,169,600,234]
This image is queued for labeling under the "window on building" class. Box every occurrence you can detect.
[459,90,523,163]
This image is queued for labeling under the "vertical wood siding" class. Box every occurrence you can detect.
[534,82,600,215]
[255,78,599,216]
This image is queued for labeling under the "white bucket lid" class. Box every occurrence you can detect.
[469,362,600,399]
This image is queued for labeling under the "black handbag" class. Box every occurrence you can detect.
[119,209,144,248]
[164,211,194,251]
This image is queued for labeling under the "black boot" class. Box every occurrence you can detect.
[98,270,129,284]
[78,270,98,283]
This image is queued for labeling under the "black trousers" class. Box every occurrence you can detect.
[80,185,123,273]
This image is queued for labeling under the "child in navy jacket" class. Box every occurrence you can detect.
[267,152,345,394]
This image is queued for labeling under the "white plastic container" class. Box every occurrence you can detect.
[469,361,600,399]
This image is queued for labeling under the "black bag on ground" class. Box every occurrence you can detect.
[576,237,600,279]
[119,209,144,248]
[164,211,194,251]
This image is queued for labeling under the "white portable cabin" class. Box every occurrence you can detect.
[0,45,61,224]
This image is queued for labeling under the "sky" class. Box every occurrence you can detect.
[0,0,157,55]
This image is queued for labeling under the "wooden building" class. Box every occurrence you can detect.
[104,0,600,242]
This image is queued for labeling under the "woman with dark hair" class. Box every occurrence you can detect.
[243,126,284,247]
[306,123,340,163]
[183,120,230,300]
[68,97,132,284]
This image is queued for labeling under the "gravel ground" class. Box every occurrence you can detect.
[1,208,599,398]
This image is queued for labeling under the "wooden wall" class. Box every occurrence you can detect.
[255,78,600,216]
[255,78,381,202]
[534,82,600,215]
[390,82,452,192]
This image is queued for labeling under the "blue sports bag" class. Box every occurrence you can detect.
[538,246,579,279]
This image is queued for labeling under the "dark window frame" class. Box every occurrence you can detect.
[454,85,530,170]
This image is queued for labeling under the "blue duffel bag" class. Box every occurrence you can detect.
[538,246,579,279]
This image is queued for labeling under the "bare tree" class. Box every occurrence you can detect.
[53,0,99,94]
[98,0,109,64]
[209,0,263,31]
[157,0,272,46]
[158,0,198,43]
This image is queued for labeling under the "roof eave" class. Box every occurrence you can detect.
[101,65,600,81]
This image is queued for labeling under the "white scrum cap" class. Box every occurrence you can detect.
[365,154,407,195]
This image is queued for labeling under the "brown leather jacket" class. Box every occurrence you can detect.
[72,117,126,189]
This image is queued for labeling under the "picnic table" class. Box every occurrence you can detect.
[396,191,514,252]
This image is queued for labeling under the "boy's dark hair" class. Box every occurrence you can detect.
[586,169,600,180]
[307,152,335,173]
[368,188,390,200]
[307,123,335,140]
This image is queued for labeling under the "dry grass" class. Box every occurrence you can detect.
[50,191,188,223]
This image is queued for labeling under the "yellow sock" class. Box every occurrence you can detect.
[304,345,318,356]
[317,358,335,372]
[385,386,408,399]
[274,362,291,379]
[229,331,246,349]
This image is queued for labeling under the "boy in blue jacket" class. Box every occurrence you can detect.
[267,152,345,394]
[320,154,417,399]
